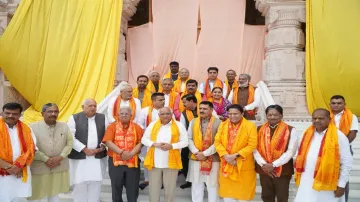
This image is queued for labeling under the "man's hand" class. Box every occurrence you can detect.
[46,156,63,168]
[218,116,226,121]
[160,143,173,151]
[121,151,134,161]
[6,165,22,175]
[223,154,237,163]
[229,160,237,166]
[195,152,206,161]
[334,186,345,198]
[262,163,274,173]
[152,143,163,148]
[83,148,95,156]
[94,145,106,154]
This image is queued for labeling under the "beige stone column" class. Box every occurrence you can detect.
[115,0,141,84]
[256,0,309,121]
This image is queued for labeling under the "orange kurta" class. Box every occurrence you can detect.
[214,118,257,200]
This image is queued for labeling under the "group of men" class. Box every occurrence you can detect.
[0,61,357,202]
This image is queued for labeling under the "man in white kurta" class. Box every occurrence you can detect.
[187,101,221,202]
[0,103,36,202]
[141,107,188,202]
[107,84,142,123]
[138,93,166,190]
[67,99,109,202]
[198,67,227,98]
[294,109,352,202]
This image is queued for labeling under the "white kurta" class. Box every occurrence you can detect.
[253,128,298,167]
[141,120,188,168]
[228,87,261,111]
[333,110,358,143]
[198,80,227,98]
[294,129,353,202]
[106,96,142,124]
[0,124,36,202]
[67,115,109,185]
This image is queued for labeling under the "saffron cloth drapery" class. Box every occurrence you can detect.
[0,0,123,123]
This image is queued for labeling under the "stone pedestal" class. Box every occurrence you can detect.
[256,0,310,121]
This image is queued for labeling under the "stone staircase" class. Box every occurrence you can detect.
[57,122,360,202]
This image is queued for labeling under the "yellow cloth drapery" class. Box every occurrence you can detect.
[306,0,360,115]
[0,0,123,123]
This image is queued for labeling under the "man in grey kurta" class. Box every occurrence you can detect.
[28,103,73,202]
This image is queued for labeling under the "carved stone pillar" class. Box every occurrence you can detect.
[256,0,309,122]
[116,0,141,84]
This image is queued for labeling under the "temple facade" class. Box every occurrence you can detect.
[0,0,309,121]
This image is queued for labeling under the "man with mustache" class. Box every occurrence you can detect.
[161,78,178,109]
[224,70,238,99]
[228,74,260,120]
[173,79,202,121]
[329,95,358,202]
[294,109,352,202]
[0,102,36,202]
[163,61,180,81]
[28,103,73,202]
[67,99,109,202]
[187,101,221,202]
[198,67,227,99]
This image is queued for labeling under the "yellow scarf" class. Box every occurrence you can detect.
[225,80,238,98]
[215,119,256,181]
[0,118,35,182]
[294,123,340,191]
[179,90,202,112]
[257,121,290,177]
[191,116,215,175]
[144,119,182,170]
[330,108,353,136]
[132,88,152,108]
[163,90,177,109]
[174,79,189,93]
[113,96,136,121]
[147,80,163,93]
[164,71,179,81]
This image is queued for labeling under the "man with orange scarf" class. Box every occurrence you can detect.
[224,70,238,99]
[254,105,298,202]
[214,104,257,201]
[161,78,178,108]
[294,109,352,202]
[132,75,152,108]
[173,68,190,93]
[187,101,221,202]
[141,107,188,202]
[173,79,202,120]
[163,61,180,81]
[107,84,141,123]
[329,95,358,202]
[102,107,144,202]
[0,103,35,202]
[138,93,165,190]
[147,71,163,93]
[198,67,227,99]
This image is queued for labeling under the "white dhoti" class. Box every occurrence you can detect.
[186,160,220,202]
[69,156,106,202]
[0,167,32,202]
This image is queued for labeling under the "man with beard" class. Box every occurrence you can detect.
[28,103,73,202]
[173,79,202,121]
[163,61,180,81]
[173,68,190,93]
[228,74,260,120]
[133,75,152,108]
[0,103,36,202]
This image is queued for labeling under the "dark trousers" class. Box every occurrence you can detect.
[181,147,190,177]
[345,145,353,202]
[259,174,292,202]
[108,157,140,202]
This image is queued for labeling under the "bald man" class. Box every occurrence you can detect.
[67,99,110,202]
[174,68,190,93]
[147,71,163,93]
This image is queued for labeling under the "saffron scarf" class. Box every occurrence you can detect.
[185,109,198,123]
[204,78,223,99]
[164,91,177,109]
[147,80,163,93]
[164,71,179,81]
[216,119,254,181]
[0,118,35,182]
[144,119,182,170]
[330,108,353,136]
[190,116,215,175]
[146,106,154,127]
[179,90,202,112]
[113,121,138,168]
[225,80,238,98]
[294,123,340,191]
[232,85,256,116]
[174,79,189,93]
[113,96,136,121]
[257,121,290,177]
[132,88,152,108]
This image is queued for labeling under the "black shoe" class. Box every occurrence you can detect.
[161,184,164,189]
[139,182,149,190]
[180,182,192,189]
